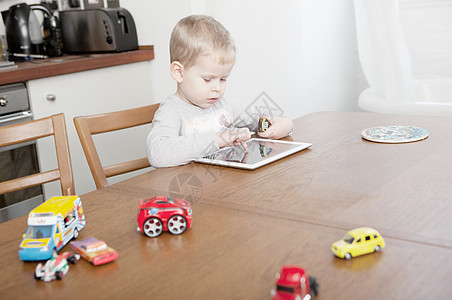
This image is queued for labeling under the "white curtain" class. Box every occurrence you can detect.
[354,0,413,102]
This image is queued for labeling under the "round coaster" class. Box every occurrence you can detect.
[361,125,429,143]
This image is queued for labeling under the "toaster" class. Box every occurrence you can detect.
[60,8,138,53]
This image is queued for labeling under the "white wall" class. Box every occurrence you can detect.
[1,0,362,117]
[5,1,452,117]
[121,0,362,119]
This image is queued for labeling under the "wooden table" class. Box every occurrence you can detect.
[1,111,451,299]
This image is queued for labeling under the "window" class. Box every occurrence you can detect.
[64,210,77,227]
[343,234,354,244]
[276,285,294,294]
[365,235,371,241]
[26,225,53,239]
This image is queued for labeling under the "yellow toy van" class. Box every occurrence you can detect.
[18,196,86,261]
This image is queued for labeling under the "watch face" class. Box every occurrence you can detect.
[258,117,271,132]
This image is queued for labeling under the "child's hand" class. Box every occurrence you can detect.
[217,128,252,150]
[257,116,293,139]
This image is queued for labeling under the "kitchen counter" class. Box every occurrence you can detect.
[0,45,154,85]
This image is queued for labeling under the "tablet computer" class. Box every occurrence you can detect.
[194,138,312,170]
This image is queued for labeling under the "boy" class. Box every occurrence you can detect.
[147,15,293,167]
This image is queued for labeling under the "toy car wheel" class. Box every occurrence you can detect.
[168,215,187,235]
[374,245,381,252]
[344,253,352,260]
[73,228,79,239]
[55,271,63,280]
[67,255,77,264]
[309,275,319,296]
[143,217,163,237]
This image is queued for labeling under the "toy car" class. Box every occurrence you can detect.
[34,251,80,282]
[258,117,272,132]
[271,265,319,300]
[19,196,85,261]
[70,237,118,266]
[137,196,192,238]
[331,227,385,260]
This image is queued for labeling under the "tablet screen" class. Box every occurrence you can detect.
[195,138,311,170]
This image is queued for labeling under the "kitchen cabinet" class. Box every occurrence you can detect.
[27,61,155,197]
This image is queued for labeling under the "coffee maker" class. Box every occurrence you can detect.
[2,2,63,58]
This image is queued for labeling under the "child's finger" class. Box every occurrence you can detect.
[240,140,249,151]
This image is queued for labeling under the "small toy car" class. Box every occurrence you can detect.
[271,265,319,300]
[137,196,192,238]
[34,251,80,282]
[70,237,118,266]
[331,227,385,260]
[258,117,272,132]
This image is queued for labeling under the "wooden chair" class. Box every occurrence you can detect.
[73,104,159,190]
[0,113,75,196]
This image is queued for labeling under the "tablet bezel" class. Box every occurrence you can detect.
[194,138,312,170]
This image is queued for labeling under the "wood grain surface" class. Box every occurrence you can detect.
[1,112,451,299]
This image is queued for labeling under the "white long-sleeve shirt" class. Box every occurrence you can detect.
[146,95,258,168]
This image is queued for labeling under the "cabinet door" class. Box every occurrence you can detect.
[28,62,154,197]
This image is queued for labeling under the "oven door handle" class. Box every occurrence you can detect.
[0,111,33,125]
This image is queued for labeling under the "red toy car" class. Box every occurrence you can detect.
[271,265,319,300]
[137,196,192,237]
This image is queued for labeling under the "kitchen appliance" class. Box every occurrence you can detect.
[1,2,63,58]
[60,8,138,53]
[0,83,44,223]
[82,0,104,9]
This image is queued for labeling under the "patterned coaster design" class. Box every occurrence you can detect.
[361,126,429,143]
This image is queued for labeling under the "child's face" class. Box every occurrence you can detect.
[176,53,235,109]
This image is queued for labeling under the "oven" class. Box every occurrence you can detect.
[0,82,44,223]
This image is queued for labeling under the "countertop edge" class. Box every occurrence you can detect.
[0,45,155,85]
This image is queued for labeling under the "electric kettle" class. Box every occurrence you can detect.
[2,2,63,58]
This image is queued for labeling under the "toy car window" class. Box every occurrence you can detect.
[64,210,77,227]
[365,236,371,241]
[276,285,294,294]
[343,235,354,244]
[155,201,168,204]
[374,234,378,238]
[27,225,53,239]
[87,243,107,252]
[357,238,362,243]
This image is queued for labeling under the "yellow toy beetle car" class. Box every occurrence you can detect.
[331,227,385,260]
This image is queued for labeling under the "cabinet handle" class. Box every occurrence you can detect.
[46,94,56,102]
[0,97,7,107]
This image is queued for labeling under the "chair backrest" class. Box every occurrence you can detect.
[73,104,159,190]
[0,113,75,196]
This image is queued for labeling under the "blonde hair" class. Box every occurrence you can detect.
[170,15,236,69]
